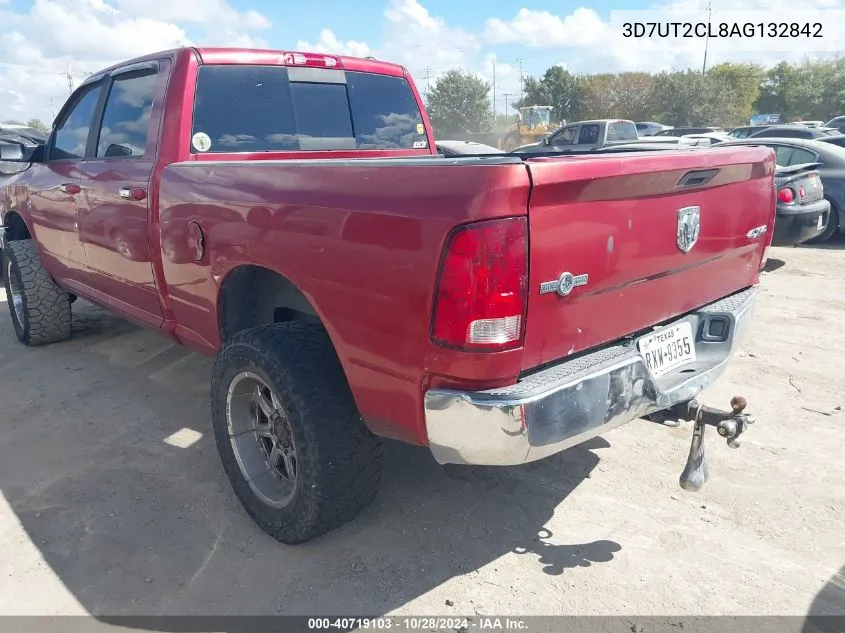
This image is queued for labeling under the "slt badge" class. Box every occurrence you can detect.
[540,272,589,297]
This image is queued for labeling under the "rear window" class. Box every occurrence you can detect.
[191,65,427,153]
[607,121,638,141]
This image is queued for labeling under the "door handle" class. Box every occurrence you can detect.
[119,187,147,201]
[60,183,81,194]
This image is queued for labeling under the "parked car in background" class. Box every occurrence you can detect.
[435,140,503,156]
[652,126,724,137]
[728,126,771,139]
[769,165,829,245]
[680,133,732,146]
[748,126,838,140]
[513,119,640,153]
[825,117,845,133]
[0,124,48,145]
[819,134,845,149]
[791,121,825,128]
[718,137,845,243]
[635,122,672,136]
[0,128,45,177]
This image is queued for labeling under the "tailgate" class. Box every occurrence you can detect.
[521,146,775,371]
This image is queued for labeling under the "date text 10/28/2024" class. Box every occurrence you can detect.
[308,617,528,630]
[621,22,823,38]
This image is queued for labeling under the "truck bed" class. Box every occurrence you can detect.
[157,145,774,442]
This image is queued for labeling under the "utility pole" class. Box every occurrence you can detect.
[492,57,497,119]
[514,58,525,104]
[502,93,513,115]
[423,67,432,102]
[66,62,74,94]
[702,1,712,74]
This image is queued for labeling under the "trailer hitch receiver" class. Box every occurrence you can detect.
[672,396,756,492]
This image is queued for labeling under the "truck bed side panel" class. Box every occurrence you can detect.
[157,158,531,444]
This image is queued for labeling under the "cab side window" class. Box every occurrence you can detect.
[577,124,600,144]
[95,70,158,158]
[551,126,577,146]
[50,83,104,160]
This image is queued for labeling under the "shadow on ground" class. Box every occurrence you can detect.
[763,258,786,273]
[798,232,845,251]
[804,565,845,633]
[0,301,619,621]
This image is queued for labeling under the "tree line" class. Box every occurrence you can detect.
[426,57,845,137]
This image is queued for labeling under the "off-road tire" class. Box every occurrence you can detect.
[807,198,839,244]
[211,322,383,544]
[3,239,72,345]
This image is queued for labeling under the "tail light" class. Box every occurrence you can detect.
[799,185,806,199]
[431,217,528,351]
[778,187,795,203]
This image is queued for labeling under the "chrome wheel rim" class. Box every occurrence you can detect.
[7,258,24,324]
[226,372,298,507]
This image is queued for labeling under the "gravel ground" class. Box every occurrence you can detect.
[0,240,843,621]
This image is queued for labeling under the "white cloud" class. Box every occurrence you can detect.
[4,0,845,129]
[113,0,270,30]
[295,28,371,58]
[0,0,269,125]
[483,1,845,73]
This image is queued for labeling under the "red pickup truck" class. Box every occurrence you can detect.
[0,47,775,544]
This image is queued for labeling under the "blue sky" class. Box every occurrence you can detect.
[1,0,843,123]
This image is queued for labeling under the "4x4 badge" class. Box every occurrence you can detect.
[540,272,589,297]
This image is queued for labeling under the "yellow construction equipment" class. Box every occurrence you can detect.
[499,106,561,151]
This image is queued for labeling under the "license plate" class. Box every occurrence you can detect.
[818,214,825,230]
[638,322,696,378]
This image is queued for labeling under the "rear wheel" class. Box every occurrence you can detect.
[807,198,839,244]
[210,323,383,544]
[3,239,72,345]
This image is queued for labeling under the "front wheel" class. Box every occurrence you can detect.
[210,323,383,544]
[3,239,72,345]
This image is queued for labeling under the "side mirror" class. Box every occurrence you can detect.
[105,144,133,158]
[0,139,41,163]
[542,136,551,146]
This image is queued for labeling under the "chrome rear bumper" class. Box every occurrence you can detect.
[424,287,758,466]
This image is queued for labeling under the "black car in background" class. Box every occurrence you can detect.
[0,125,47,144]
[728,125,771,138]
[825,117,845,134]
[747,125,838,140]
[651,126,724,137]
[435,140,504,156]
[770,165,829,245]
[718,137,845,243]
[819,134,845,149]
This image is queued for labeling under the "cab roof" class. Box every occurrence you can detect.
[86,47,408,80]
